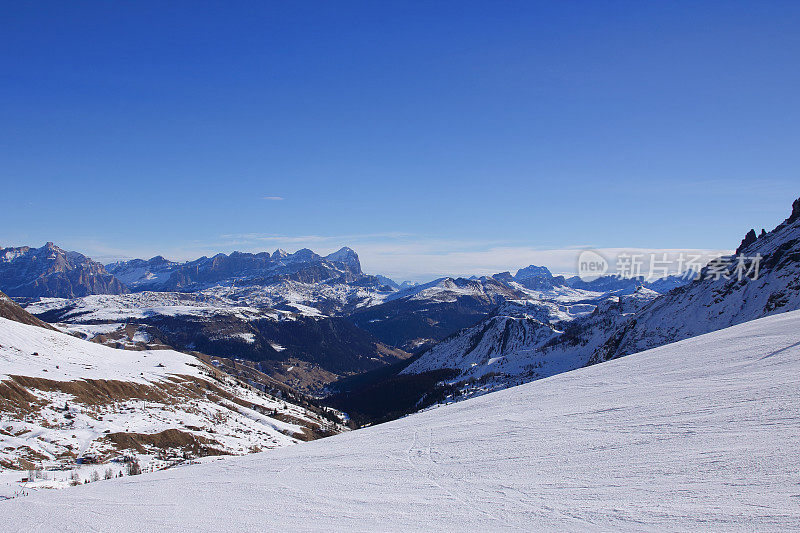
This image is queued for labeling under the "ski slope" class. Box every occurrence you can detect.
[4,310,800,531]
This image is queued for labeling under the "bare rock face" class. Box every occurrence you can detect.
[790,197,800,224]
[0,243,127,298]
[736,229,758,254]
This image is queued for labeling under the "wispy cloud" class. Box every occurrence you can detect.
[262,196,284,201]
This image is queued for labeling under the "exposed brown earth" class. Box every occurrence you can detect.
[102,429,226,456]
[0,290,57,330]
[0,365,343,468]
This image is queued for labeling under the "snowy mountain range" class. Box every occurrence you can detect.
[348,270,689,352]
[397,197,800,407]
[2,196,799,520]
[106,246,371,292]
[4,241,690,394]
[4,198,798,427]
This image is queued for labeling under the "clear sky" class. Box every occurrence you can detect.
[1,1,798,281]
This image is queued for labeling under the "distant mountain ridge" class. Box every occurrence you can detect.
[3,240,689,317]
[106,246,370,292]
[5,241,698,396]
[511,262,692,294]
[0,242,127,298]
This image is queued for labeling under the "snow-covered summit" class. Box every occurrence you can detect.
[105,256,180,291]
[324,246,361,271]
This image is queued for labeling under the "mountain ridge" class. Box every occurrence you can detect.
[0,243,127,298]
[397,196,800,409]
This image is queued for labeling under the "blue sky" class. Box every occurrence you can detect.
[1,1,798,281]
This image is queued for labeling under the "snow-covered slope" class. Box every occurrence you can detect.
[0,318,343,488]
[401,289,658,397]
[4,311,800,530]
[591,198,800,364]
[25,292,278,323]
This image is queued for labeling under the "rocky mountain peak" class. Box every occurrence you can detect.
[0,243,127,298]
[287,248,320,264]
[736,229,758,254]
[515,265,553,281]
[492,271,516,284]
[325,247,361,272]
[790,197,800,224]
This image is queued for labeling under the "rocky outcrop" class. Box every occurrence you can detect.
[589,196,800,364]
[735,229,758,254]
[0,290,57,330]
[0,243,127,298]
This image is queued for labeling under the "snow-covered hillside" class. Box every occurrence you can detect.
[4,311,800,530]
[591,200,800,363]
[24,292,292,350]
[402,198,800,405]
[402,289,658,397]
[0,318,343,494]
[22,292,411,394]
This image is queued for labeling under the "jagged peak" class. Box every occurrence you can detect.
[736,229,758,254]
[326,246,357,257]
[789,197,800,224]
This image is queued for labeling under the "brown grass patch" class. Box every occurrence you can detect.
[0,378,44,414]
[102,429,226,457]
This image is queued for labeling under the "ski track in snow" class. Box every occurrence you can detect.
[3,310,800,531]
